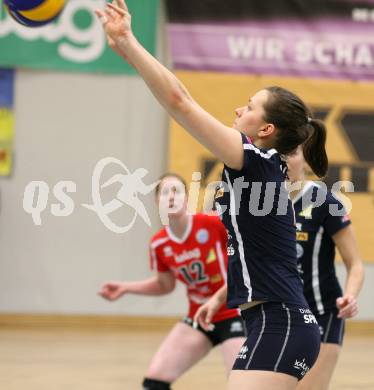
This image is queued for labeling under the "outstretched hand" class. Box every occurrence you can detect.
[95,0,134,56]
[98,281,127,301]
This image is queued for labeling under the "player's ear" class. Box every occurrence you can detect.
[258,123,275,138]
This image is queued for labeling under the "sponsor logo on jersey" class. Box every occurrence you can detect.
[303,314,318,324]
[237,346,248,360]
[296,243,304,259]
[227,244,235,256]
[296,222,302,231]
[215,186,225,199]
[296,232,309,241]
[196,228,209,244]
[175,248,201,263]
[299,308,318,324]
[293,358,310,377]
[211,274,222,284]
[163,246,173,257]
[299,308,312,314]
[230,321,244,333]
[206,248,217,264]
[299,205,313,219]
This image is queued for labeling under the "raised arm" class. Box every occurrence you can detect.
[332,225,365,318]
[98,271,176,301]
[95,0,244,170]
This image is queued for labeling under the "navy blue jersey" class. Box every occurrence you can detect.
[293,182,351,315]
[216,134,307,308]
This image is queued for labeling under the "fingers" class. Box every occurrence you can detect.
[336,295,353,309]
[195,319,214,331]
[97,282,122,300]
[337,299,358,318]
[107,2,127,16]
[193,308,215,331]
[336,297,344,308]
[206,311,213,324]
[98,290,120,301]
[193,308,208,330]
[193,309,203,326]
[114,0,128,12]
[95,9,108,25]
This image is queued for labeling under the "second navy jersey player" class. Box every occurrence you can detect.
[293,181,351,316]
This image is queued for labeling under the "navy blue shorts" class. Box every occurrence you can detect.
[183,316,246,346]
[315,310,345,345]
[233,302,320,380]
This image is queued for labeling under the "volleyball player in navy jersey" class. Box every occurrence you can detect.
[96,1,329,388]
[286,146,364,390]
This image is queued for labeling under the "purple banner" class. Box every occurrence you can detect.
[168,19,374,80]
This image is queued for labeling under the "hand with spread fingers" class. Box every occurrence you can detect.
[95,0,134,56]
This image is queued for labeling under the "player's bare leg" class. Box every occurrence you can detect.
[220,337,245,375]
[296,343,340,390]
[145,322,212,383]
[228,370,298,390]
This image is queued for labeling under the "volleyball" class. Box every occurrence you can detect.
[3,0,66,27]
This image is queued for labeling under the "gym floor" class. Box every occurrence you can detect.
[0,324,373,389]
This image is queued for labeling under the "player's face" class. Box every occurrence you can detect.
[157,177,187,216]
[233,89,270,140]
[287,145,306,182]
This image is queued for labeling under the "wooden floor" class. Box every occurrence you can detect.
[0,326,373,390]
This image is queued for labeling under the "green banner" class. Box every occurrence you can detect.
[0,0,158,74]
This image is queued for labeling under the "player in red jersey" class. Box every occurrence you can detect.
[99,173,245,390]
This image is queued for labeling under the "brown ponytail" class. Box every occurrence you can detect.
[263,86,329,178]
[303,118,328,178]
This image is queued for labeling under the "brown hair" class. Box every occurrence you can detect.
[263,86,328,178]
[155,172,187,196]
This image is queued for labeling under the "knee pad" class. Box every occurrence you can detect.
[142,378,171,390]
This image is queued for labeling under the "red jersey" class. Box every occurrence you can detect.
[150,213,239,323]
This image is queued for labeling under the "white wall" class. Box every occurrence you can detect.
[0,67,187,315]
[336,264,373,320]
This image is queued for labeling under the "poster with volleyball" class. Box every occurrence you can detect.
[3,0,66,27]
[165,0,374,263]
